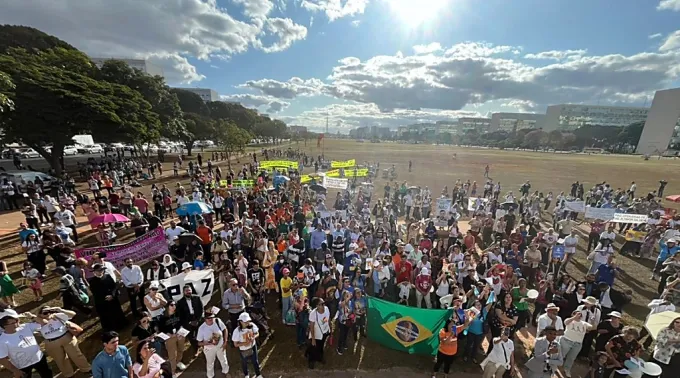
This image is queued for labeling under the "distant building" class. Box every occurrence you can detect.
[90,57,164,77]
[288,126,308,134]
[458,117,492,133]
[636,88,680,155]
[541,104,648,131]
[171,87,220,102]
[490,112,544,132]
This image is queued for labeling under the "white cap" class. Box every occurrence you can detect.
[238,312,252,323]
[0,309,19,320]
[181,262,192,270]
[668,238,677,244]
[609,311,622,318]
[149,281,160,289]
[421,267,430,276]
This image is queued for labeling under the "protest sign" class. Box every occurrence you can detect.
[75,228,169,277]
[612,213,648,224]
[260,160,298,169]
[345,168,369,177]
[624,230,646,243]
[319,210,348,220]
[552,245,565,259]
[331,159,356,168]
[564,200,585,213]
[232,179,255,187]
[325,169,341,177]
[584,206,616,220]
[436,198,452,211]
[467,197,489,211]
[161,269,215,306]
[323,177,349,190]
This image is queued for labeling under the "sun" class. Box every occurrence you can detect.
[388,0,450,27]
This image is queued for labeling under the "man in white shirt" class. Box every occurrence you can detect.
[196,312,229,378]
[536,303,564,337]
[560,311,593,378]
[562,230,579,271]
[121,258,145,319]
[598,224,616,244]
[0,309,52,378]
[165,221,186,245]
[92,252,120,283]
[54,208,78,243]
[482,328,515,378]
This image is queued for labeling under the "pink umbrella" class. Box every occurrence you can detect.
[89,213,130,227]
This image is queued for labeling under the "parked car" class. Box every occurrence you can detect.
[62,145,78,156]
[77,145,104,154]
[0,171,57,189]
[17,148,41,159]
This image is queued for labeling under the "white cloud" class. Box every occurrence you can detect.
[258,18,308,53]
[220,94,290,113]
[301,0,370,21]
[413,42,442,55]
[660,30,680,51]
[649,33,663,39]
[524,49,587,61]
[658,0,680,11]
[351,20,361,27]
[0,0,307,85]
[241,40,680,115]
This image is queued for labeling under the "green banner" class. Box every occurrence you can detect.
[367,297,451,356]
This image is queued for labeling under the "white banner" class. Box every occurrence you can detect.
[437,198,452,211]
[319,210,348,221]
[468,197,489,211]
[161,269,215,306]
[323,177,348,190]
[564,200,585,213]
[611,213,649,224]
[584,206,616,220]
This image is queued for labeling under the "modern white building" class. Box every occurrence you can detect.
[458,117,492,133]
[541,104,649,131]
[636,88,680,155]
[90,57,164,77]
[490,112,545,132]
[172,87,220,102]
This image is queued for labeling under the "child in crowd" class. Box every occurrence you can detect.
[22,261,43,301]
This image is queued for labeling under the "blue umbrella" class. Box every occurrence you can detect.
[176,201,213,216]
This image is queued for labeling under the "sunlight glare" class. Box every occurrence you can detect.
[388,0,449,27]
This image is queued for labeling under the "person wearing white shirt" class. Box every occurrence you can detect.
[176,194,189,206]
[0,310,52,378]
[144,281,167,322]
[481,330,515,378]
[213,194,224,222]
[121,258,145,319]
[307,299,331,369]
[560,311,593,378]
[54,209,78,243]
[598,225,616,243]
[231,312,262,378]
[562,230,579,271]
[577,300,601,359]
[37,307,90,377]
[196,313,229,378]
[165,222,186,245]
[536,304,564,337]
[588,241,614,274]
[92,252,120,283]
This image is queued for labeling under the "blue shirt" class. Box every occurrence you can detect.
[658,240,680,262]
[193,260,204,270]
[596,264,618,286]
[467,308,488,335]
[310,230,327,250]
[92,346,131,378]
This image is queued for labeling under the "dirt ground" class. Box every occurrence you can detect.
[3,139,679,378]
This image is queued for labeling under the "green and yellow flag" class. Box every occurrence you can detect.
[367,297,452,355]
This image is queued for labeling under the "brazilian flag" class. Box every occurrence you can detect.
[367,297,452,355]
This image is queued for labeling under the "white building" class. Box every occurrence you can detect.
[636,88,680,155]
[490,112,544,132]
[90,57,164,77]
[541,104,648,131]
[172,87,220,102]
[458,117,492,133]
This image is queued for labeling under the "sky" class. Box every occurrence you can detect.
[3,0,680,133]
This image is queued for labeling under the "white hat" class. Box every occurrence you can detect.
[238,312,252,323]
[609,311,622,318]
[421,267,430,276]
[546,303,560,311]
[149,281,160,289]
[0,309,19,320]
[668,238,677,244]
[181,262,192,270]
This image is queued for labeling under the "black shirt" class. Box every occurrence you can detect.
[595,320,623,351]
[131,324,154,341]
[158,313,182,334]
[247,267,265,289]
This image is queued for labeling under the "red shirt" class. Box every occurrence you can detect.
[590,221,604,234]
[419,239,432,252]
[395,260,413,284]
[415,274,432,294]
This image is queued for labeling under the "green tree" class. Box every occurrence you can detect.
[0,71,14,112]
[99,60,185,141]
[207,101,258,131]
[0,25,77,54]
[215,120,252,169]
[546,130,564,149]
[522,129,547,149]
[171,88,211,155]
[617,121,645,146]
[0,47,158,174]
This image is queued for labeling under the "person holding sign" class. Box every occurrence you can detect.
[196,312,229,378]
[232,312,262,378]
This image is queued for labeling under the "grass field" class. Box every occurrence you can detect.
[3,139,680,377]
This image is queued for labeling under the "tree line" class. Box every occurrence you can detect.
[0,25,290,175]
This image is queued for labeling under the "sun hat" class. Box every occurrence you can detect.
[181,262,192,270]
[546,303,560,311]
[238,312,252,323]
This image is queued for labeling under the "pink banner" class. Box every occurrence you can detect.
[75,228,169,276]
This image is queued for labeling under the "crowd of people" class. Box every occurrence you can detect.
[0,148,678,378]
